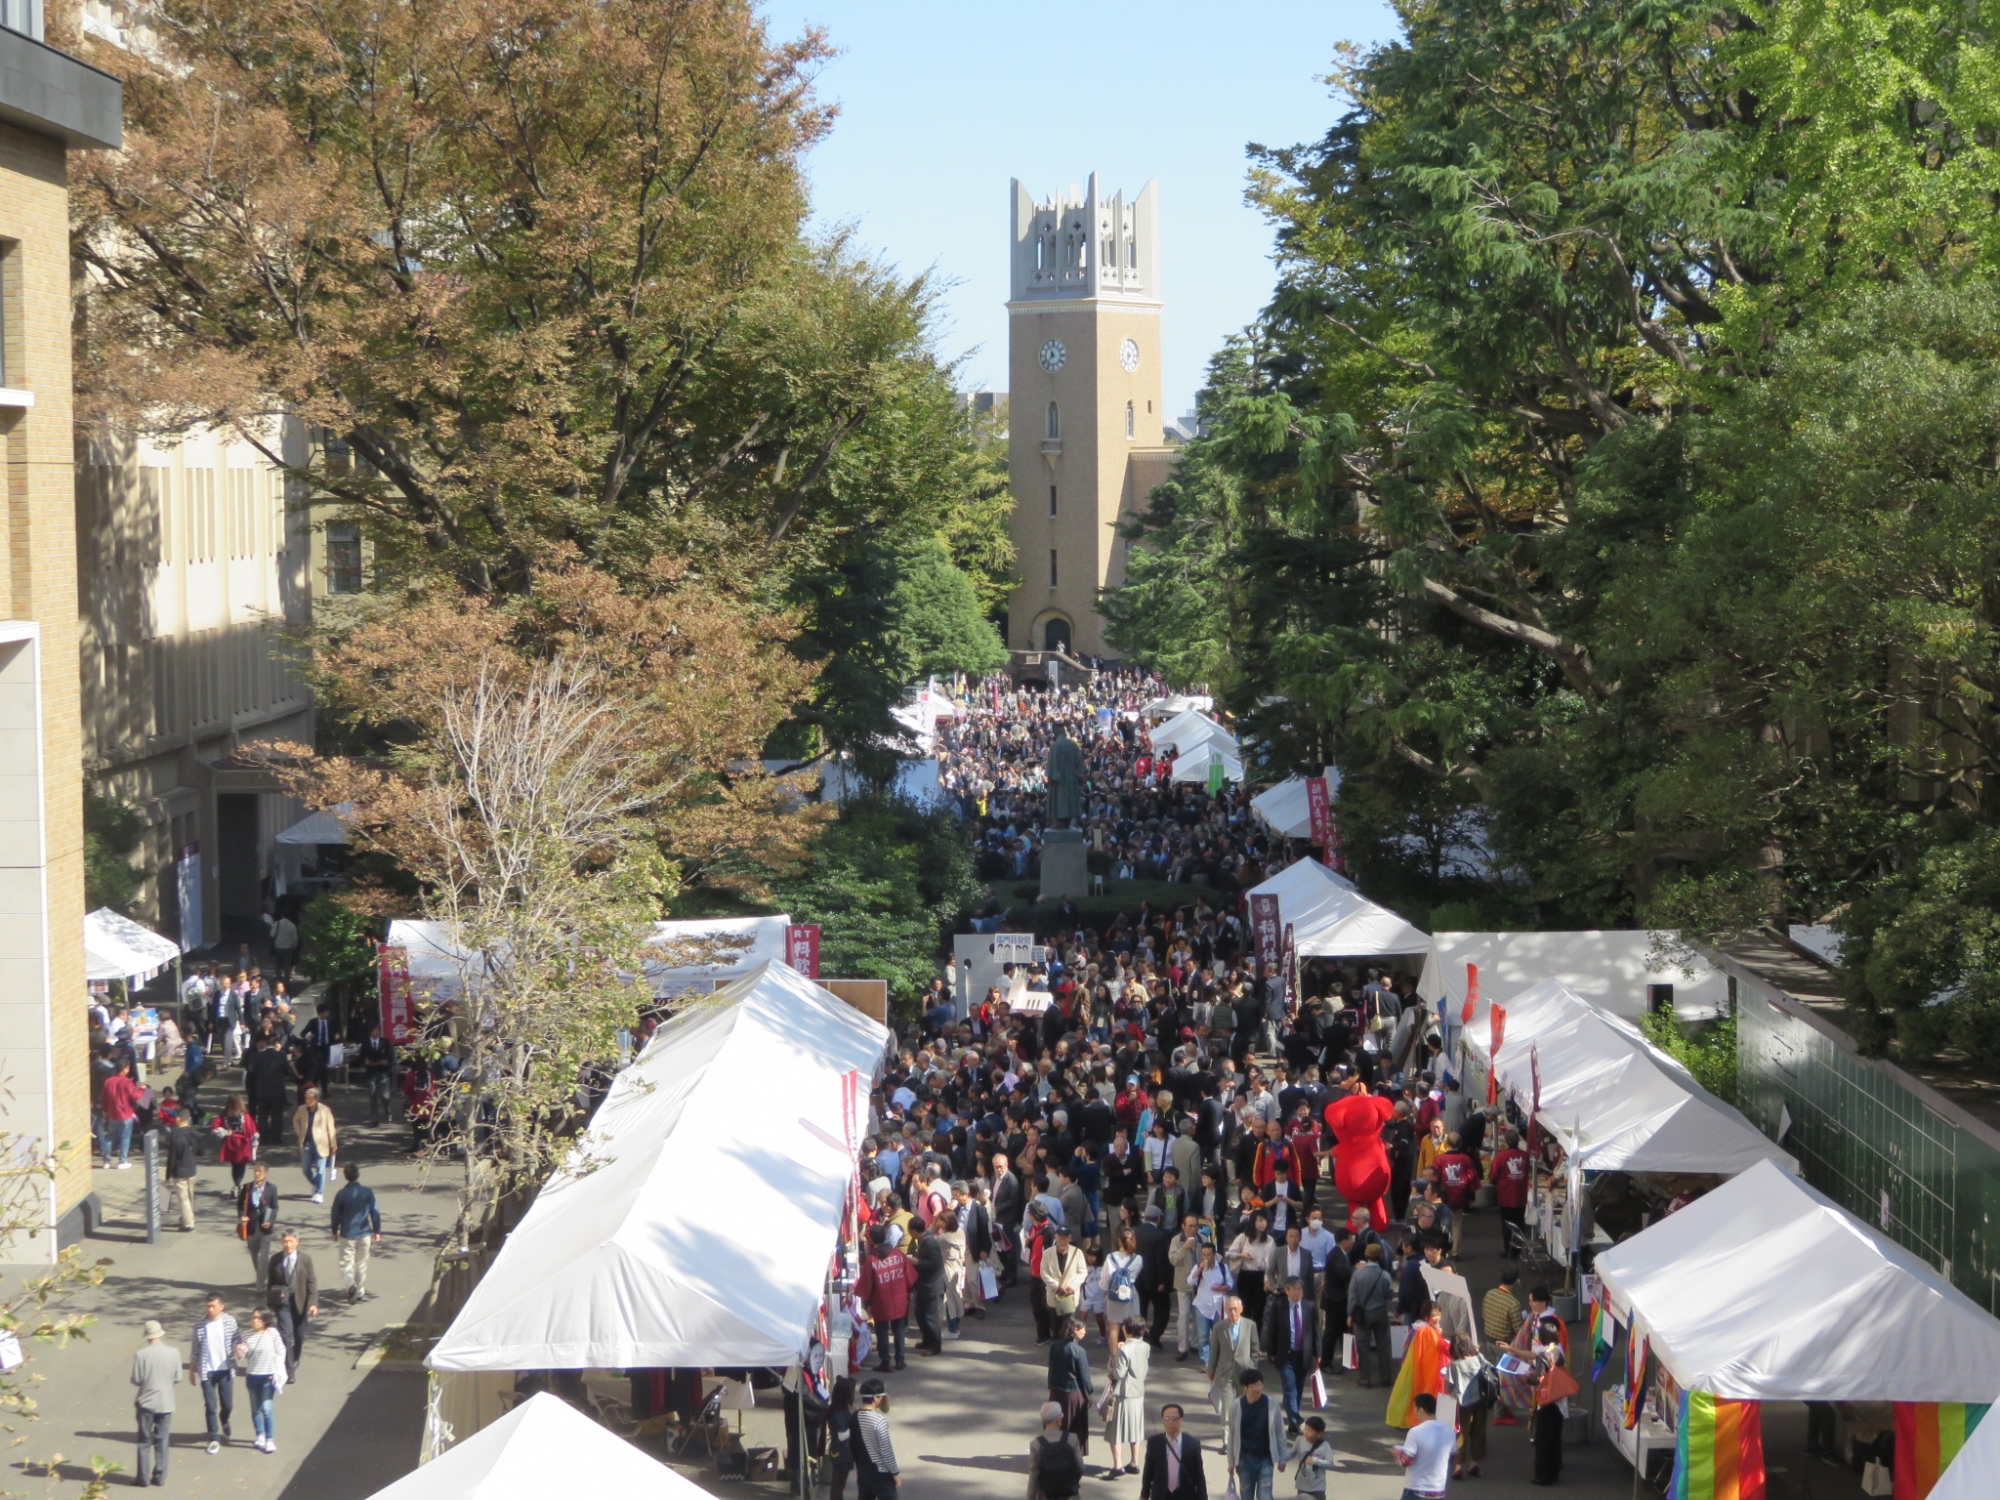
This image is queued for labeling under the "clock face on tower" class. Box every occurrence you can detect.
[1038,339,1066,373]
[1119,338,1141,372]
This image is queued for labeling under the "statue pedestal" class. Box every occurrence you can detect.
[1040,828,1088,900]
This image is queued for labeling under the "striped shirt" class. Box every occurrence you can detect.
[237,1327,288,1380]
[191,1315,237,1378]
[1482,1287,1523,1344]
[854,1407,898,1476]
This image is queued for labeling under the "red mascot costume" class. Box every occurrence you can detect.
[1322,1084,1396,1230]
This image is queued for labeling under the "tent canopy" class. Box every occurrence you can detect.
[372,1392,705,1498]
[385,915,791,1002]
[1142,693,1213,720]
[1250,770,1341,839]
[1462,979,1795,1176]
[1419,929,1727,1023]
[84,907,183,983]
[1245,857,1427,958]
[1931,1388,2000,1500]
[428,961,888,1372]
[275,802,354,846]
[1596,1160,2000,1403]
[1168,740,1245,785]
[1148,709,1237,756]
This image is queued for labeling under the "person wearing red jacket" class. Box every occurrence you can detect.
[1433,1137,1478,1254]
[1489,1133,1531,1254]
[98,1059,145,1169]
[1250,1119,1310,1192]
[857,1231,914,1373]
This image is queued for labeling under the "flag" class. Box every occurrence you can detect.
[1589,1293,1616,1381]
[1669,1391,1766,1500]
[1462,961,1478,1025]
[1623,1337,1652,1429]
[1207,753,1225,794]
[1893,1402,1991,1500]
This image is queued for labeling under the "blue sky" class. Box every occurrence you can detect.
[757,1,1402,421]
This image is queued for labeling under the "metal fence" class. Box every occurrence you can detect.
[1734,974,2000,1315]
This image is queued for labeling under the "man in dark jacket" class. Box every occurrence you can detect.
[1346,1245,1394,1389]
[1318,1231,1354,1370]
[265,1230,319,1379]
[165,1123,202,1232]
[1136,1206,1172,1343]
[243,1034,290,1146]
[1140,1403,1208,1499]
[991,1154,1025,1287]
[911,1228,946,1356]
[1263,1277,1321,1437]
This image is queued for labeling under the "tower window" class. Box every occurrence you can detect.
[1125,401,1135,439]
[1049,549,1059,587]
[1046,401,1060,441]
[1049,485,1058,518]
[325,522,363,595]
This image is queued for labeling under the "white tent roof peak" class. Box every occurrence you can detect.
[427,961,887,1373]
[1245,857,1427,958]
[1168,741,1245,785]
[1420,930,1727,1022]
[1251,770,1341,839]
[1596,1159,2000,1402]
[1149,710,1237,756]
[275,802,355,846]
[368,1392,706,1498]
[84,907,183,982]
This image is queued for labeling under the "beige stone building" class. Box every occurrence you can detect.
[1005,173,1179,660]
[77,421,321,950]
[0,4,121,1251]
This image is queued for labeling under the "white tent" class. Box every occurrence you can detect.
[1245,857,1428,958]
[1149,709,1238,756]
[1168,740,1245,786]
[1595,1159,2000,1402]
[1142,693,1213,720]
[1930,1390,2000,1500]
[1250,770,1342,839]
[1461,979,1795,1176]
[83,908,183,983]
[428,961,887,1373]
[1419,930,1727,1023]
[822,755,949,811]
[376,1391,706,1494]
[274,802,354,846]
[384,915,792,1002]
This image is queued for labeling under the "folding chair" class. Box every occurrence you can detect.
[667,1386,726,1462]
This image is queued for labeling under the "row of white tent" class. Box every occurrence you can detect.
[384,915,793,1001]
[1147,709,1245,785]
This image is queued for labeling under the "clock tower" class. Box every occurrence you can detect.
[1006,173,1176,661]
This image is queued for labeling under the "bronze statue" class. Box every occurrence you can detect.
[1046,733,1086,827]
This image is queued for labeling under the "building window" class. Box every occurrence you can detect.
[325,522,363,594]
[1125,401,1135,439]
[1046,401,1060,441]
[1048,484,1058,518]
[1049,549,1059,587]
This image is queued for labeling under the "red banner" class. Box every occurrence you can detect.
[1462,961,1479,1025]
[1306,773,1333,848]
[377,943,415,1045]
[1249,894,1282,971]
[1488,1003,1507,1105]
[786,923,821,978]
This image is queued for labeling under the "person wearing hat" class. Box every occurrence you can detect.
[131,1319,181,1485]
[1041,1223,1088,1322]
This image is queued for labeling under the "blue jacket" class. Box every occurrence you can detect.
[331,1182,380,1239]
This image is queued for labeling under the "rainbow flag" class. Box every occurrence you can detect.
[1893,1402,1990,1500]
[1623,1337,1653,1429]
[1589,1294,1616,1381]
[1670,1392,1765,1500]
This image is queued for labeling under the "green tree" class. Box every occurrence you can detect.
[81,790,143,914]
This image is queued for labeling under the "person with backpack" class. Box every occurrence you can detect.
[1028,1400,1085,1500]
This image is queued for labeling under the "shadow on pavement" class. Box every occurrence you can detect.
[274,1368,427,1500]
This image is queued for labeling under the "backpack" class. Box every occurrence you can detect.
[1036,1436,1083,1499]
[1108,1255,1137,1302]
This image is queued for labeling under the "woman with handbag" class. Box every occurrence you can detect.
[211,1093,259,1192]
[1528,1318,1577,1485]
[1448,1333,1491,1479]
[1099,1316,1149,1479]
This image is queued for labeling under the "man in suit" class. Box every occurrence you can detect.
[1135,1205,1172,1345]
[990,1153,1024,1287]
[1140,1402,1208,1500]
[1205,1294,1262,1452]
[266,1230,319,1379]
[1262,1276,1321,1437]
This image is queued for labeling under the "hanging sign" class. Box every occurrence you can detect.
[786,924,821,978]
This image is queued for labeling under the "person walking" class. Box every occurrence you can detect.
[357,1024,396,1127]
[292,1086,338,1204]
[1028,1400,1084,1500]
[1262,1276,1320,1437]
[910,1224,946,1356]
[825,1377,857,1500]
[99,1059,143,1170]
[243,1034,289,1146]
[1225,1369,1287,1500]
[187,1295,236,1453]
[210,1095,258,1194]
[858,1229,913,1373]
[1528,1320,1570,1486]
[1139,1403,1207,1500]
[1041,1224,1088,1331]
[850,1378,900,1498]
[1103,1316,1151,1479]
[1046,1318,1094,1457]
[1395,1392,1456,1500]
[935,1206,969,1338]
[264,1230,318,1380]
[131,1319,179,1486]
[235,1306,287,1453]
[164,1120,201,1233]
[1291,1415,1338,1498]
[1348,1244,1395,1388]
[237,1161,280,1286]
[1206,1295,1262,1454]
[330,1163,381,1301]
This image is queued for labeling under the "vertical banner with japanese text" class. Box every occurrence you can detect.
[786,923,822,978]
[1249,894,1282,971]
[377,943,415,1045]
[1281,921,1297,1012]
[1306,773,1333,850]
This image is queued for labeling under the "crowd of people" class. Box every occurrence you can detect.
[837,670,1576,1500]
